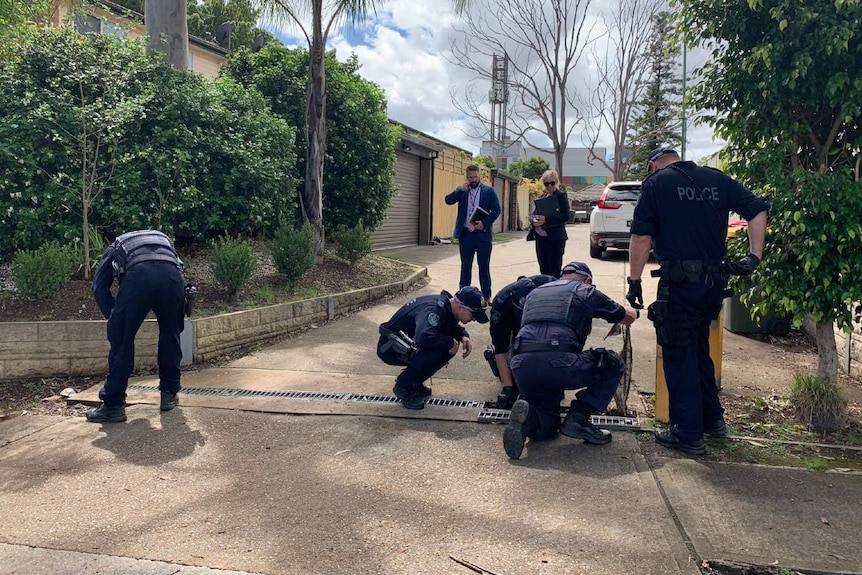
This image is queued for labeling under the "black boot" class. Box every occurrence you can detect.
[417,382,433,398]
[503,399,538,460]
[86,403,127,423]
[560,401,611,444]
[160,391,180,412]
[393,384,425,410]
[496,386,518,410]
[655,428,706,455]
[704,418,727,438]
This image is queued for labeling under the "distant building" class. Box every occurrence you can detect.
[479,138,524,170]
[523,146,613,191]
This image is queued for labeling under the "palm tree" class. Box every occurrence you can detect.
[259,0,470,255]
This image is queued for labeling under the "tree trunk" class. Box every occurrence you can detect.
[814,318,839,382]
[145,0,189,70]
[302,2,326,257]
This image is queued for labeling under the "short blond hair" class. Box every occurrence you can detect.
[541,170,559,185]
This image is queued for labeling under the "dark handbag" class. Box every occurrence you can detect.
[526,227,536,242]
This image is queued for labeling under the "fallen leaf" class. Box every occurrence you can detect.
[821,516,830,525]
[747,440,767,447]
[769,560,779,565]
[159,476,177,481]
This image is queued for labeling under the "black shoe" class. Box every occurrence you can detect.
[160,391,180,412]
[393,385,425,410]
[654,428,706,455]
[417,383,433,398]
[503,399,537,460]
[560,411,612,445]
[704,419,727,438]
[86,403,127,423]
[496,386,518,410]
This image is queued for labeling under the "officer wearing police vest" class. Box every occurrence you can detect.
[86,230,187,423]
[503,262,638,460]
[488,274,556,409]
[627,147,768,455]
[377,286,489,410]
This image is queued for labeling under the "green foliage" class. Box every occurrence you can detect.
[209,235,257,299]
[80,224,108,272]
[270,222,316,282]
[253,283,275,304]
[0,26,297,254]
[507,156,550,180]
[187,0,267,51]
[222,46,398,232]
[676,0,862,376]
[790,373,848,432]
[331,223,372,266]
[13,241,79,298]
[473,155,496,169]
[625,11,683,181]
[0,0,52,35]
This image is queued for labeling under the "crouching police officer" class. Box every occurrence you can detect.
[503,262,638,460]
[627,147,768,455]
[488,274,556,409]
[86,230,187,423]
[377,286,489,410]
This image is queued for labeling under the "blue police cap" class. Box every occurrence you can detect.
[454,286,489,323]
[560,261,593,280]
[646,147,678,172]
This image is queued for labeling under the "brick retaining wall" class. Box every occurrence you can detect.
[0,268,426,380]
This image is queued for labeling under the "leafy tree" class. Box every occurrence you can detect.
[187,0,265,50]
[625,10,683,181]
[222,45,397,232]
[0,0,52,35]
[676,0,862,382]
[507,156,550,180]
[0,26,297,255]
[473,155,496,169]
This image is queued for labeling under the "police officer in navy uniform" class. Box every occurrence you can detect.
[503,262,638,460]
[377,286,489,410]
[86,230,187,423]
[627,147,768,455]
[488,274,556,409]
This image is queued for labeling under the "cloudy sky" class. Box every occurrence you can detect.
[265,0,725,163]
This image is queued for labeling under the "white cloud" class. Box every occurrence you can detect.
[265,0,722,160]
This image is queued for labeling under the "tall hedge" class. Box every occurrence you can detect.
[0,26,298,254]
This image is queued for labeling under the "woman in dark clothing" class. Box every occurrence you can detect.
[530,170,570,277]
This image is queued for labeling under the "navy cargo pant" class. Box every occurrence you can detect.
[659,277,725,444]
[377,338,452,391]
[99,262,185,407]
[510,350,623,440]
[457,229,493,299]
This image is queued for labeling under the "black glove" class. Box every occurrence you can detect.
[725,253,761,276]
[626,277,644,309]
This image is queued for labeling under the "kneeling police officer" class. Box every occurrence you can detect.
[86,229,187,423]
[504,262,638,460]
[377,286,489,410]
[488,274,556,409]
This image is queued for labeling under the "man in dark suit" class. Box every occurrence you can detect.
[445,164,502,299]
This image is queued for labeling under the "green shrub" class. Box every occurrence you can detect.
[332,223,372,266]
[790,373,848,432]
[209,235,257,301]
[13,242,79,298]
[74,224,107,272]
[270,222,316,282]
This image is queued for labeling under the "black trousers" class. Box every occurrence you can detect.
[535,237,566,278]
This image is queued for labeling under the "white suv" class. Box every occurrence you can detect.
[588,181,641,259]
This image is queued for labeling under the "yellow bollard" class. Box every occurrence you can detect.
[654,309,724,423]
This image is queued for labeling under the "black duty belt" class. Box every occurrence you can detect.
[126,254,183,269]
[512,342,581,355]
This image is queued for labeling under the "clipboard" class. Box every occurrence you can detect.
[533,195,559,217]
[469,205,489,223]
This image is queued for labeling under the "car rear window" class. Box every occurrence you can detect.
[606,185,640,202]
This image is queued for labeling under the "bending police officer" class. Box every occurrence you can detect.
[86,230,187,423]
[627,147,768,455]
[488,274,556,409]
[378,286,489,410]
[504,262,638,460]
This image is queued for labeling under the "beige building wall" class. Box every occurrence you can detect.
[52,0,226,79]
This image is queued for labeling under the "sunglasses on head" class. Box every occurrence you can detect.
[543,181,556,186]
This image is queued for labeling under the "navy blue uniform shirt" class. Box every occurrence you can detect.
[381,291,469,352]
[630,161,769,262]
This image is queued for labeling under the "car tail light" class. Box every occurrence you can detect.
[596,191,621,209]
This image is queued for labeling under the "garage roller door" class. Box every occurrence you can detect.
[371,150,420,249]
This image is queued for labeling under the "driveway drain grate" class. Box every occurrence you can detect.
[127,384,484,408]
[127,384,640,429]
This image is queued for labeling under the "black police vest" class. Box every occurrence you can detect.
[111,230,182,277]
[521,280,592,343]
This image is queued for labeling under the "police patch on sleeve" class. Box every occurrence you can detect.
[427,313,440,327]
[490,310,502,324]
